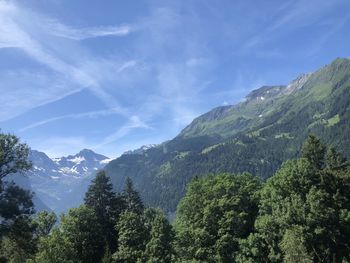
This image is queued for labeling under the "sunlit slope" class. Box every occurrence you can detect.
[106,58,350,213]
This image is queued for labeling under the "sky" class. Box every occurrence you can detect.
[0,0,350,158]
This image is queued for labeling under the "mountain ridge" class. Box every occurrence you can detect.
[10,148,110,213]
[105,57,350,213]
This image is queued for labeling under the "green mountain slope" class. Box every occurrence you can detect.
[105,57,350,213]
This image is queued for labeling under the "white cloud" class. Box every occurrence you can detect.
[47,22,132,40]
[94,115,152,149]
[0,1,134,121]
[18,107,127,132]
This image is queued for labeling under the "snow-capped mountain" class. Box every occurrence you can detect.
[51,149,110,177]
[123,144,158,155]
[11,149,111,214]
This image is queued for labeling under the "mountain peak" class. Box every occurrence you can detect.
[78,148,96,155]
[244,85,286,103]
[75,149,108,160]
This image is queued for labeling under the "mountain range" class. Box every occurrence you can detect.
[9,149,110,213]
[11,57,350,215]
[105,57,350,213]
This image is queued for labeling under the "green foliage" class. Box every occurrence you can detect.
[112,211,147,263]
[0,133,35,262]
[0,133,31,179]
[105,58,350,214]
[121,177,144,214]
[143,209,174,263]
[280,226,313,263]
[241,140,350,262]
[33,228,77,263]
[101,246,113,263]
[175,173,261,262]
[301,134,326,169]
[33,211,57,238]
[60,205,105,263]
[0,182,35,237]
[113,208,174,263]
[84,170,125,250]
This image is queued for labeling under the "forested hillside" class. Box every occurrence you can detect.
[105,57,350,213]
[2,133,350,262]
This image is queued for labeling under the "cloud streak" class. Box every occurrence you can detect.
[47,22,133,40]
[18,107,127,132]
[0,1,133,121]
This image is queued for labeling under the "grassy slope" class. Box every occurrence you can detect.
[105,58,350,213]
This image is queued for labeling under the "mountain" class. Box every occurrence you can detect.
[105,57,350,213]
[9,149,110,213]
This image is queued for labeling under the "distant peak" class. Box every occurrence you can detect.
[78,149,95,155]
[245,85,286,103]
[75,149,109,161]
[123,144,158,155]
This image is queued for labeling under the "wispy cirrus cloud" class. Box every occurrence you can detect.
[94,116,153,149]
[18,107,127,132]
[240,0,350,56]
[0,1,134,120]
[47,22,133,40]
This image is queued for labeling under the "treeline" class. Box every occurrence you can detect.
[1,133,350,262]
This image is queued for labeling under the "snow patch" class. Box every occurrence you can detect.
[68,156,85,164]
[100,158,112,164]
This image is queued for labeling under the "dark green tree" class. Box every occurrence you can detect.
[301,134,326,169]
[0,133,31,179]
[33,210,57,238]
[326,147,345,169]
[0,133,35,262]
[84,170,125,251]
[32,228,77,263]
[122,177,144,214]
[60,205,105,263]
[143,208,174,263]
[175,173,261,262]
[280,226,313,263]
[112,211,147,263]
[240,137,350,262]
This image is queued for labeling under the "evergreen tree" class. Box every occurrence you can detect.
[0,182,34,237]
[84,170,125,251]
[122,177,144,214]
[102,245,113,263]
[60,205,105,263]
[240,137,350,262]
[143,208,174,263]
[301,135,326,169]
[280,226,313,263]
[112,211,147,263]
[326,147,345,169]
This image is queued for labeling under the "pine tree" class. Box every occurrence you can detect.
[326,147,345,169]
[122,177,144,214]
[301,135,326,169]
[84,170,125,251]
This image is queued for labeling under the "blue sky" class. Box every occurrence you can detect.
[0,0,350,158]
